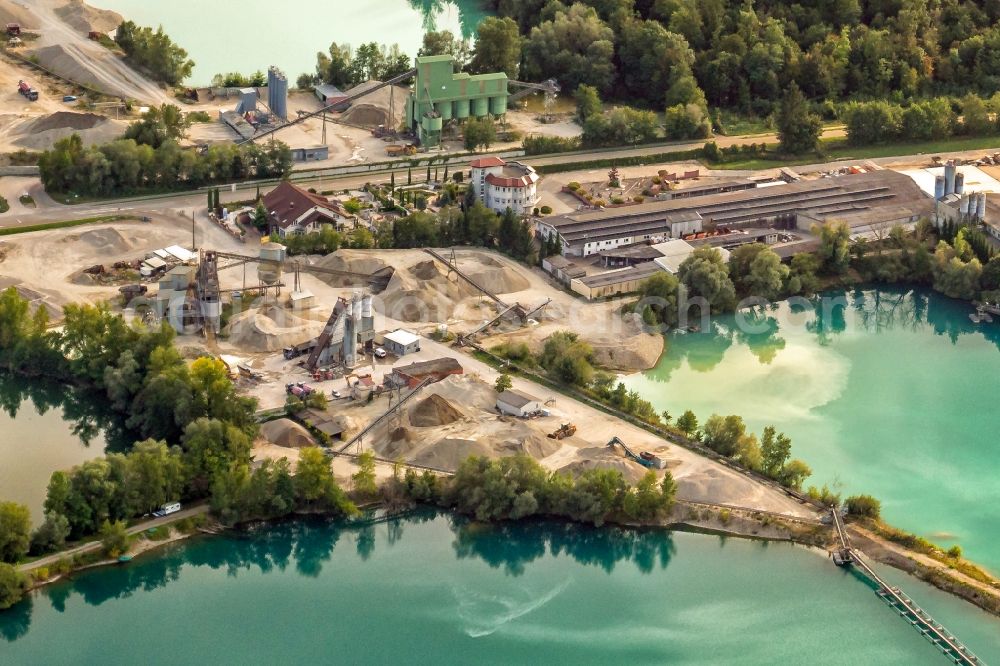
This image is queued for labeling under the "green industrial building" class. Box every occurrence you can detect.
[406,54,508,147]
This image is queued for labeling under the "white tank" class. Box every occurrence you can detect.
[960,195,970,215]
[362,295,373,318]
[352,294,362,321]
[977,193,987,220]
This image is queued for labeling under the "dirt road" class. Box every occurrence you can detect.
[18,0,174,104]
[18,503,209,572]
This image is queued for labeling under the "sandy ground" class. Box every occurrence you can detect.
[3,0,173,104]
[249,347,815,518]
[0,212,243,317]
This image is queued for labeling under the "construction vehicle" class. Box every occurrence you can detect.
[547,423,577,440]
[18,80,38,101]
[312,367,336,381]
[285,382,315,398]
[386,144,416,157]
[6,23,20,36]
[283,340,316,360]
[608,437,664,468]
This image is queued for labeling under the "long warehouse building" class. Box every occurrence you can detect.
[538,171,932,257]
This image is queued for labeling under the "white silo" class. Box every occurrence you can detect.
[977,193,987,220]
[362,294,373,318]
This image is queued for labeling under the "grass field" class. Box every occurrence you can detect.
[0,215,138,237]
[708,135,1000,170]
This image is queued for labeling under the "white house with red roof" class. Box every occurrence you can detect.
[263,181,354,237]
[469,157,539,215]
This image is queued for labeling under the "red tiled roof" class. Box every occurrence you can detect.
[470,156,506,168]
[263,181,347,229]
[486,172,534,188]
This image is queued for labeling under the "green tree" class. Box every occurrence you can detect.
[637,272,681,327]
[352,451,378,497]
[814,220,851,274]
[677,247,736,312]
[701,414,748,457]
[29,512,70,555]
[522,4,616,93]
[0,562,27,610]
[99,519,130,558]
[294,447,356,514]
[777,459,812,490]
[574,84,602,123]
[777,84,822,154]
[0,502,31,563]
[494,373,513,393]
[115,21,194,85]
[845,494,881,519]
[759,426,792,478]
[676,410,698,436]
[463,117,497,151]
[469,17,522,77]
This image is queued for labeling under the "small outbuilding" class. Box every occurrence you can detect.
[390,357,463,388]
[496,389,543,418]
[382,329,421,356]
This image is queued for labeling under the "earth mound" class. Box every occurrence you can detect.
[408,393,463,427]
[54,0,123,33]
[77,227,134,253]
[29,112,104,133]
[465,266,530,294]
[559,449,648,484]
[225,305,323,352]
[260,419,316,448]
[340,103,389,128]
[497,433,560,459]
[412,438,495,470]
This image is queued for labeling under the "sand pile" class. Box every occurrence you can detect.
[412,438,495,469]
[431,375,497,411]
[12,112,124,150]
[497,433,560,458]
[30,112,104,133]
[590,331,664,372]
[340,81,408,126]
[559,454,648,485]
[76,227,134,253]
[466,266,530,294]
[225,305,323,352]
[340,103,389,128]
[0,0,34,26]
[54,0,122,33]
[408,393,463,427]
[382,260,475,322]
[260,419,316,448]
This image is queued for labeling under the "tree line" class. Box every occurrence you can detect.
[399,454,677,527]
[277,185,538,265]
[38,133,292,198]
[115,21,194,86]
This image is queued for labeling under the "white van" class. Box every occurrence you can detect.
[153,502,181,517]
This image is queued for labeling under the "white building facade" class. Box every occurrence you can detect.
[470,157,539,215]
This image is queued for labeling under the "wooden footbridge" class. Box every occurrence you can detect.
[831,509,983,665]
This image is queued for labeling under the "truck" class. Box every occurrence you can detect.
[285,382,315,398]
[17,80,38,101]
[152,502,181,517]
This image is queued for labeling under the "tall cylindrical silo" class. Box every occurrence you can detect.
[934,175,945,200]
[362,295,373,318]
[955,171,965,195]
[944,163,956,195]
[453,98,470,119]
[489,95,507,115]
[471,97,489,118]
[977,193,987,220]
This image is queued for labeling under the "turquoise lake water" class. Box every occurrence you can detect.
[624,287,1000,572]
[3,512,999,663]
[87,0,492,85]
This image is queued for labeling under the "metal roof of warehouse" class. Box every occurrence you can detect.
[545,171,929,244]
[578,262,663,288]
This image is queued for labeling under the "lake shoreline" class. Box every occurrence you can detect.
[16,500,1000,623]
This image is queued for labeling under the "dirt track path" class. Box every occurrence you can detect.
[22,0,174,104]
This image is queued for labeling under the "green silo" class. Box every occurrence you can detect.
[406,54,510,147]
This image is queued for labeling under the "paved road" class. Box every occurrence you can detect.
[5,127,1000,232]
[18,503,210,572]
